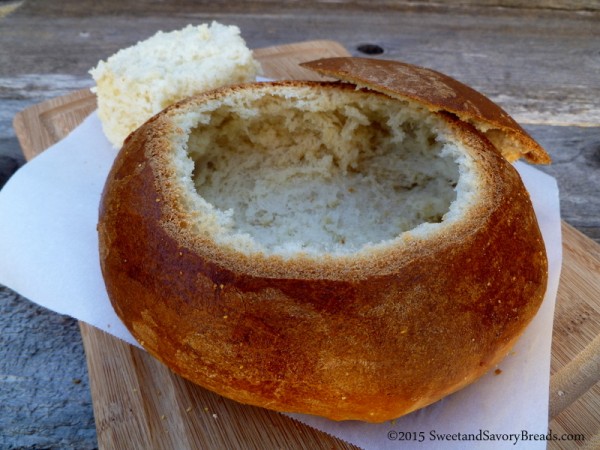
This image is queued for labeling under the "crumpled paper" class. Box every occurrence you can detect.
[0,111,562,449]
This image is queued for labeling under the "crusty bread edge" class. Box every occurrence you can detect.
[300,57,551,165]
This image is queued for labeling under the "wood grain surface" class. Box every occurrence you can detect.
[12,39,600,449]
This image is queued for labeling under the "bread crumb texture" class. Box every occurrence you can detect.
[162,84,478,257]
[90,22,261,148]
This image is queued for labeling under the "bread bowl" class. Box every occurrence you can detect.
[98,58,549,422]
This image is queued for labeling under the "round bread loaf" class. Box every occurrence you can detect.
[98,70,548,422]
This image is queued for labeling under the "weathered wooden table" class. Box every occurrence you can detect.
[1,1,599,449]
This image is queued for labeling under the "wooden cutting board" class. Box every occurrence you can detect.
[13,40,600,449]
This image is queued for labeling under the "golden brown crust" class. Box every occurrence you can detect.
[301,57,551,164]
[98,81,548,422]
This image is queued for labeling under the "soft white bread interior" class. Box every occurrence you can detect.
[98,80,548,422]
[171,83,470,257]
[90,22,261,148]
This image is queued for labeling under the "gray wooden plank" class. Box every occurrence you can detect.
[1,3,598,125]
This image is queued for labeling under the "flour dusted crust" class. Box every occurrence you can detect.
[98,71,548,422]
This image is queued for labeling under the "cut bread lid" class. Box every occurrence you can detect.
[301,57,550,164]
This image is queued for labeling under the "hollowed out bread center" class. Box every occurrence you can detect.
[172,84,474,256]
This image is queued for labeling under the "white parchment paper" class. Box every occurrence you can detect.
[0,111,562,449]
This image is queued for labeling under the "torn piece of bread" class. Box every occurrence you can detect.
[89,22,261,148]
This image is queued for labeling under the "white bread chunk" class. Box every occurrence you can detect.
[90,22,261,148]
